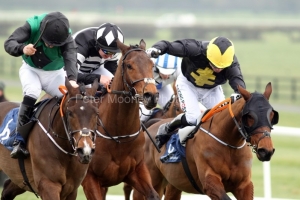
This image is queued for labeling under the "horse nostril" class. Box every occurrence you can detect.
[257,148,274,161]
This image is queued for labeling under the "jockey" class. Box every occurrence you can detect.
[146,36,246,148]
[4,12,79,158]
[140,54,182,123]
[73,23,124,88]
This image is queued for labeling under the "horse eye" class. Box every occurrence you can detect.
[68,110,74,118]
[127,64,132,69]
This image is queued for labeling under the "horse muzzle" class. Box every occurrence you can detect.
[143,92,159,109]
[76,147,95,164]
[256,148,275,161]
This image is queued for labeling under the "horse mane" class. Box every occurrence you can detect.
[129,44,140,49]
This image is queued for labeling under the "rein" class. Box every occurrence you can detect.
[200,97,248,149]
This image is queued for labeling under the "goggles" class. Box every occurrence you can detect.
[102,49,116,55]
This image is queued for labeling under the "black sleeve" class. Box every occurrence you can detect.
[61,38,78,81]
[4,22,31,57]
[104,61,118,75]
[226,56,246,93]
[77,73,100,85]
[152,39,202,57]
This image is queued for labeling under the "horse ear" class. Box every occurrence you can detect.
[65,77,76,96]
[90,78,99,95]
[238,85,251,101]
[116,39,127,55]
[139,39,146,50]
[263,82,272,100]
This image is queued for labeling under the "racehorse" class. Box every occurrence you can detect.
[133,82,278,200]
[0,79,99,200]
[81,39,160,200]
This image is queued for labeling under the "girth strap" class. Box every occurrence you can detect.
[18,157,39,198]
[181,156,203,194]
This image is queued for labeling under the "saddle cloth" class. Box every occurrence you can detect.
[160,133,186,163]
[0,108,24,151]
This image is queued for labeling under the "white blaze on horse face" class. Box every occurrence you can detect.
[80,106,85,111]
[83,139,92,155]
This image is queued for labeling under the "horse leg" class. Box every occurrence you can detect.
[204,174,231,200]
[65,190,78,200]
[37,179,61,200]
[81,172,104,200]
[232,181,254,200]
[101,187,108,200]
[163,184,182,200]
[126,163,159,200]
[1,179,26,200]
[123,183,133,200]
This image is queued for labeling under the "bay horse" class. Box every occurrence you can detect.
[133,82,278,200]
[0,78,99,200]
[81,39,160,200]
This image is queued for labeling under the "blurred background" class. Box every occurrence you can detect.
[0,0,299,199]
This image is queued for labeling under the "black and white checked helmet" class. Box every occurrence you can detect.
[95,23,124,53]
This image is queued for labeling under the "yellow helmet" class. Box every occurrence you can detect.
[207,36,235,69]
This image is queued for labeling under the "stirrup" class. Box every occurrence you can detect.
[10,142,30,159]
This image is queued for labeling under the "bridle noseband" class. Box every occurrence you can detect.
[107,47,156,100]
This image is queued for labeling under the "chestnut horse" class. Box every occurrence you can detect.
[0,79,99,200]
[133,82,278,200]
[81,40,160,200]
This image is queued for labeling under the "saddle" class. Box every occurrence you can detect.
[178,109,210,146]
[18,98,52,136]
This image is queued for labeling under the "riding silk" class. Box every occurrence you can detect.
[0,108,24,151]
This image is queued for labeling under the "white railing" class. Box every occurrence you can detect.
[262,125,300,200]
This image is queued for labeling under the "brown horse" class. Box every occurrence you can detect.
[81,39,160,200]
[0,79,99,200]
[133,82,278,200]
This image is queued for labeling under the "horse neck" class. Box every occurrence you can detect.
[209,99,245,144]
[102,74,141,130]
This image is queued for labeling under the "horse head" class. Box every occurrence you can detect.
[111,39,158,109]
[238,82,279,161]
[62,78,99,164]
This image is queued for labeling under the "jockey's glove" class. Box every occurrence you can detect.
[146,47,161,58]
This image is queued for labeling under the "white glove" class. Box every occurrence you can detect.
[230,93,241,102]
[69,80,79,88]
[146,47,161,58]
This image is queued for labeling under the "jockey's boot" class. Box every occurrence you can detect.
[155,113,187,149]
[11,97,36,159]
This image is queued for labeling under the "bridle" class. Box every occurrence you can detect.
[37,86,98,156]
[107,47,156,100]
[200,94,278,152]
[98,46,157,143]
[61,94,98,151]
